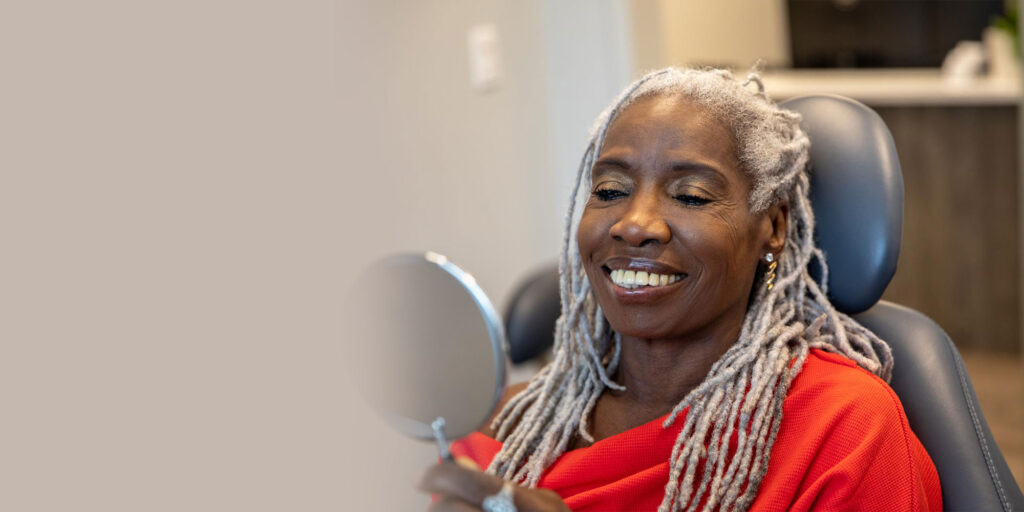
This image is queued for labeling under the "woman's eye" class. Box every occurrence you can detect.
[674,194,712,206]
[594,188,627,201]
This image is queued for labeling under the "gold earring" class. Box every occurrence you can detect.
[765,253,777,290]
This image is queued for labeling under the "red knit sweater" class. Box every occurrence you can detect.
[451,349,942,511]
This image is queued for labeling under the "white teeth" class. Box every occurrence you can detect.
[609,269,683,289]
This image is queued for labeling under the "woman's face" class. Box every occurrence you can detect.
[577,94,784,341]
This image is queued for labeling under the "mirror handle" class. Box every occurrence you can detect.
[431,417,453,461]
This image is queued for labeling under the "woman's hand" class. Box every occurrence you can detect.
[418,460,570,512]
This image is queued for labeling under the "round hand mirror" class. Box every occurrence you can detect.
[347,252,507,458]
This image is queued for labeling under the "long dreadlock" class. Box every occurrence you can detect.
[486,68,894,512]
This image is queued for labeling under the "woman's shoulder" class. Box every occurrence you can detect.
[782,347,921,465]
[761,349,942,511]
[783,347,915,444]
[792,348,903,411]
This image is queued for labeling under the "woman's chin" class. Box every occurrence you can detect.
[604,320,677,341]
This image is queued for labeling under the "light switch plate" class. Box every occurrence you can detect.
[467,23,502,92]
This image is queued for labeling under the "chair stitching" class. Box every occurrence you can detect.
[946,334,1011,511]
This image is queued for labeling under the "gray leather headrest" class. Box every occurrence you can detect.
[503,264,561,364]
[780,95,904,314]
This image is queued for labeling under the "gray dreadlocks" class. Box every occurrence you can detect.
[485,68,895,511]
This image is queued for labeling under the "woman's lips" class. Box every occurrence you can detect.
[602,256,684,276]
[601,263,687,303]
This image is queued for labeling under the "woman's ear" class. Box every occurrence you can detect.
[763,200,789,255]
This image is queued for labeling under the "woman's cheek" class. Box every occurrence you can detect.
[576,212,602,256]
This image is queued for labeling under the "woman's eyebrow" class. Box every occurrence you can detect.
[592,156,729,185]
[593,156,631,169]
[669,161,728,185]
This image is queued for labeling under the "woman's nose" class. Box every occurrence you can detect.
[609,194,671,247]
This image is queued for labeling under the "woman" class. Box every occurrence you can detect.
[419,68,941,511]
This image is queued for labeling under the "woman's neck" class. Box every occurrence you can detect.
[578,319,744,447]
[609,311,745,411]
[575,304,749,447]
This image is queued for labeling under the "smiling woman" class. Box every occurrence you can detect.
[418,68,942,512]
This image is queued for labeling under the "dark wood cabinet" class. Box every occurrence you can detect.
[874,106,1020,353]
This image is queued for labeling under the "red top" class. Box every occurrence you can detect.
[451,349,942,511]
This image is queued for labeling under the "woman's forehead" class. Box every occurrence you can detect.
[599,94,740,168]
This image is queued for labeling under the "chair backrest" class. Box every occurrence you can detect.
[855,301,1024,511]
[505,94,1024,510]
[780,95,903,314]
[503,264,560,364]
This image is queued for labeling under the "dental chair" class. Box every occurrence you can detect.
[503,95,1024,511]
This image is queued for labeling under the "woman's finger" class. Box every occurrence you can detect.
[429,495,481,512]
[454,455,480,470]
[418,461,505,506]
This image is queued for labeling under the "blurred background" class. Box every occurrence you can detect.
[3,0,1022,510]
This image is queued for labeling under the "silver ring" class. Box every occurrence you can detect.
[481,481,517,512]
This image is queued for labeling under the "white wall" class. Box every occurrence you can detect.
[347,0,632,306]
[543,0,634,241]
[1,0,634,509]
[4,1,349,510]
[343,2,556,509]
[347,1,553,308]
